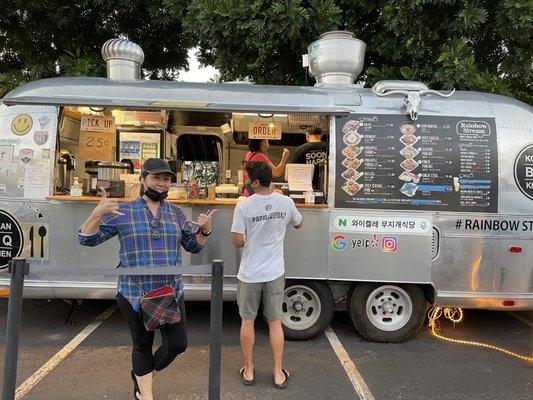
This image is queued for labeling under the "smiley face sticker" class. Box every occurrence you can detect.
[11,114,33,136]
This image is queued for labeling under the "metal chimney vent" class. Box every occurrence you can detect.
[101,38,145,80]
[303,31,366,86]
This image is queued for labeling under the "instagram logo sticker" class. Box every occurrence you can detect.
[331,234,348,252]
[381,236,398,253]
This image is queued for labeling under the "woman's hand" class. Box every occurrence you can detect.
[197,209,218,232]
[80,188,123,236]
[282,148,290,162]
[91,188,124,218]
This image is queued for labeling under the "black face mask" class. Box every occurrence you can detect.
[144,187,168,202]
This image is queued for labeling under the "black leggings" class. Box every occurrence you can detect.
[117,293,188,376]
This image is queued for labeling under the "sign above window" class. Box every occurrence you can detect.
[80,114,115,133]
[248,122,282,140]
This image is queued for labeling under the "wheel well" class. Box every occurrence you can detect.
[330,281,435,306]
[421,284,436,304]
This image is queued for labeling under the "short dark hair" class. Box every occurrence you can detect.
[245,162,272,188]
[306,126,323,137]
[248,139,263,152]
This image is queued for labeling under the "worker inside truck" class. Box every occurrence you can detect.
[290,126,329,191]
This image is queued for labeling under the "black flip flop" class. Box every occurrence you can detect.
[131,370,141,399]
[273,368,289,389]
[239,367,255,386]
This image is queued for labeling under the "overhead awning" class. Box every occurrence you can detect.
[2,77,362,114]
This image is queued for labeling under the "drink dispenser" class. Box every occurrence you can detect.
[84,161,100,195]
[56,152,75,192]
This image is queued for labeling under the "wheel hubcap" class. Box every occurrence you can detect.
[282,285,321,331]
[293,301,304,312]
[366,286,412,331]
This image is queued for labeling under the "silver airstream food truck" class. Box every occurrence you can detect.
[1,31,532,342]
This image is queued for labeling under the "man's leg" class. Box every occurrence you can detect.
[268,319,286,384]
[240,319,255,380]
[263,275,287,385]
[237,280,262,382]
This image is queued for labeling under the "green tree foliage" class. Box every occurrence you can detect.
[187,0,532,104]
[0,0,193,96]
[2,1,531,104]
[185,0,341,85]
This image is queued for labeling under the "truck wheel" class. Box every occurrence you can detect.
[348,283,426,343]
[281,281,334,341]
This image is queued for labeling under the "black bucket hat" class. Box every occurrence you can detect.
[141,158,176,177]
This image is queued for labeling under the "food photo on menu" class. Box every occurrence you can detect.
[342,179,363,196]
[343,131,361,146]
[342,120,362,134]
[342,157,364,170]
[399,171,421,183]
[342,145,363,159]
[400,134,420,146]
[400,158,419,172]
[400,123,416,135]
[400,182,419,197]
[342,168,363,181]
[399,146,419,159]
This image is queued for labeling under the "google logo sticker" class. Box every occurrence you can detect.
[331,234,348,252]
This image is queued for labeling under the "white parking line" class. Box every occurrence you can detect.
[15,304,117,399]
[507,312,533,327]
[325,326,375,400]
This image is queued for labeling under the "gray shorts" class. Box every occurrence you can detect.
[237,275,285,321]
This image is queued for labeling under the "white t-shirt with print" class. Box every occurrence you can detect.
[231,193,302,283]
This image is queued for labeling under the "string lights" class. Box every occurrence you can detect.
[427,307,533,363]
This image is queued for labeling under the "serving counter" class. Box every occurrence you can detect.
[46,195,328,209]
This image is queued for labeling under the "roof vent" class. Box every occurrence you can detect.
[303,31,366,86]
[101,38,145,80]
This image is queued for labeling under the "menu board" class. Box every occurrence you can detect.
[334,114,498,212]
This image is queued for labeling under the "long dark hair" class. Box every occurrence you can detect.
[248,139,263,152]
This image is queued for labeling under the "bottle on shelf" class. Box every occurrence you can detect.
[70,177,83,197]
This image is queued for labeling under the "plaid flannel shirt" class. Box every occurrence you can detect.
[78,197,203,310]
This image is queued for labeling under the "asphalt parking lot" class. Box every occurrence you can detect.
[0,299,531,400]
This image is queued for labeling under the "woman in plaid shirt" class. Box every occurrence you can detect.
[78,158,216,400]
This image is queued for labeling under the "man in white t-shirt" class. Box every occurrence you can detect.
[231,161,302,389]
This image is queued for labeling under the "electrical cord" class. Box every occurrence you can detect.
[427,307,533,363]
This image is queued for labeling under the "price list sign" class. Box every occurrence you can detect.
[334,114,498,212]
[79,114,116,162]
[79,131,114,162]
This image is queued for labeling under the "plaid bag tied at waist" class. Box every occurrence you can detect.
[139,285,181,331]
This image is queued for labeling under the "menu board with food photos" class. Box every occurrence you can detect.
[334,114,498,212]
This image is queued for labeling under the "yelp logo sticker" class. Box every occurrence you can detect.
[330,234,348,252]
